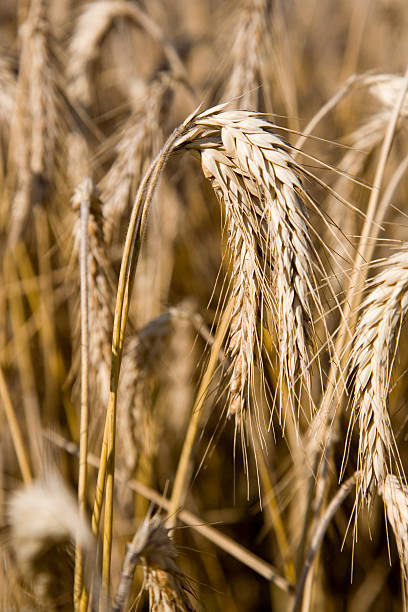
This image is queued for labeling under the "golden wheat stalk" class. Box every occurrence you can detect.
[92,113,194,596]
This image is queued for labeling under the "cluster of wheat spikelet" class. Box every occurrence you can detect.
[2,0,408,610]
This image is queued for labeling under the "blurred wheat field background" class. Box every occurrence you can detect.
[2,0,408,610]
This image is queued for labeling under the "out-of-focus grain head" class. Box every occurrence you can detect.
[114,514,195,611]
[72,178,113,412]
[7,473,94,611]
[7,0,64,245]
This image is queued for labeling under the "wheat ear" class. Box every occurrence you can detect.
[100,75,172,244]
[184,108,318,423]
[113,515,194,612]
[349,246,408,505]
[216,0,271,418]
[93,104,318,584]
[72,179,113,409]
[8,0,59,243]
[224,0,271,110]
[68,0,186,106]
[382,475,408,584]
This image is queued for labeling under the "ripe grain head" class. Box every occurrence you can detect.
[348,246,408,506]
[181,108,320,425]
[114,514,194,612]
[382,474,408,582]
[72,178,113,409]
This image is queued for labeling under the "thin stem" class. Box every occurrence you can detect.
[292,474,357,612]
[47,430,292,593]
[294,73,362,152]
[253,438,295,585]
[75,192,90,611]
[166,298,233,529]
[90,147,171,539]
[0,365,32,484]
[313,61,408,441]
[94,123,189,602]
[4,248,42,473]
[299,62,408,608]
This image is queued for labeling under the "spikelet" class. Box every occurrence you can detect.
[182,108,318,423]
[113,515,194,612]
[224,214,258,420]
[349,246,408,506]
[8,474,93,610]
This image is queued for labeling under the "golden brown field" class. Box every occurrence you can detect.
[1,0,408,610]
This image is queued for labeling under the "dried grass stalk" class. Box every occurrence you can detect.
[349,245,408,505]
[92,118,192,590]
